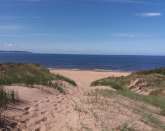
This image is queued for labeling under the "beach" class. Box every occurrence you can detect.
[3,69,165,131]
[51,69,130,86]
[4,69,130,131]
[1,0,165,130]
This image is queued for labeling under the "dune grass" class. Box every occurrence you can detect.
[89,89,165,130]
[0,63,77,129]
[142,112,165,130]
[91,74,165,93]
[91,68,165,114]
[0,87,16,128]
[118,90,165,111]
[0,88,15,109]
[0,64,76,93]
[91,68,165,96]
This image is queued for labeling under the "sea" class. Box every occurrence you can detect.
[1,53,165,71]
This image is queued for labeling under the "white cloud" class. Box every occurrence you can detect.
[7,43,14,47]
[0,43,15,48]
[112,33,135,38]
[0,25,23,31]
[136,12,162,17]
[112,33,153,38]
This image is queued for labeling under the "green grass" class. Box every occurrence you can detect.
[91,89,165,130]
[91,68,165,96]
[0,88,16,109]
[134,68,165,76]
[0,87,16,129]
[150,89,165,96]
[91,77,125,90]
[54,74,77,86]
[91,89,165,111]
[142,112,165,130]
[0,64,76,93]
[91,68,165,114]
[119,123,135,131]
[0,64,76,129]
[118,90,165,110]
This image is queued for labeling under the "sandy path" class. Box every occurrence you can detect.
[52,69,129,87]
[5,70,130,131]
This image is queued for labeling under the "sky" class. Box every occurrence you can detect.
[0,0,165,55]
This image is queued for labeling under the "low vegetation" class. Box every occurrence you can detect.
[91,68,165,115]
[91,68,165,95]
[0,63,76,129]
[0,87,16,129]
[88,89,165,131]
[0,64,76,93]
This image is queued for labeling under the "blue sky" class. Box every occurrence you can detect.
[0,0,165,55]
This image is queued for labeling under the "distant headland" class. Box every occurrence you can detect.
[0,51,32,54]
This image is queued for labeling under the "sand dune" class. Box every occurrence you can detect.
[4,70,164,131]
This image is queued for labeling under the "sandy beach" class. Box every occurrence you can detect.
[3,69,131,131]
[51,69,130,86]
[4,69,164,131]
[1,0,165,130]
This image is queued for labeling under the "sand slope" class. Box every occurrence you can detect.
[4,70,164,131]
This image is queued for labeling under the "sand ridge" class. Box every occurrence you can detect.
[5,70,157,131]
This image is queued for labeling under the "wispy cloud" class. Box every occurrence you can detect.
[0,25,24,33]
[0,25,23,31]
[112,33,153,38]
[0,16,40,20]
[136,12,162,17]
[19,0,41,2]
[83,0,156,5]
[112,33,135,38]
[101,0,145,4]
[1,43,16,48]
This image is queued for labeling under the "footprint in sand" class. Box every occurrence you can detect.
[35,128,40,131]
[54,107,58,111]
[52,113,56,118]
[53,104,58,108]
[24,107,30,111]
[45,99,50,102]
[35,117,47,125]
[41,111,46,115]
[20,118,30,124]
[57,100,62,104]
[22,111,29,115]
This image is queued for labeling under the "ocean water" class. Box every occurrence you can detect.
[1,53,165,71]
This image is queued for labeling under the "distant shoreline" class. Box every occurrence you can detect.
[0,51,32,54]
[49,68,132,73]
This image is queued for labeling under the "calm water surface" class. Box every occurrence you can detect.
[1,53,165,71]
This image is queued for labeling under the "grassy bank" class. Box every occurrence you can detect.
[91,68,165,96]
[0,63,76,129]
[0,64,76,92]
[89,89,165,130]
[91,68,165,114]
